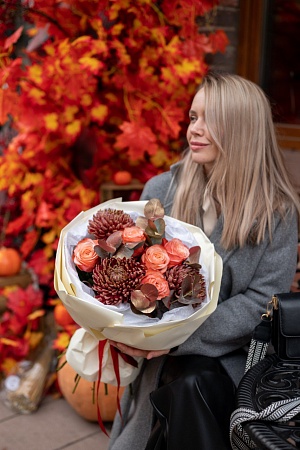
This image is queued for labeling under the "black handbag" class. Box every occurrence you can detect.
[271,292,300,359]
[244,291,300,371]
[230,291,300,450]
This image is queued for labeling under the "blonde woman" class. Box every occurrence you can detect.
[108,73,300,450]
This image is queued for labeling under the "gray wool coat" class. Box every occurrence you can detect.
[108,166,299,450]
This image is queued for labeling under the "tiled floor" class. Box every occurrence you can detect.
[0,394,111,450]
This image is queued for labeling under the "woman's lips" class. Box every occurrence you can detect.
[190,142,209,150]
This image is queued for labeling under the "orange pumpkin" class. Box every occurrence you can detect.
[113,170,132,185]
[57,356,125,422]
[0,247,22,277]
[54,303,76,328]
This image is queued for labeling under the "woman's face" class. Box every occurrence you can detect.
[186,88,219,173]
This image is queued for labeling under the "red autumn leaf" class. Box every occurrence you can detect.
[36,201,56,228]
[6,214,32,235]
[210,30,230,54]
[4,26,23,50]
[20,229,39,259]
[116,121,158,160]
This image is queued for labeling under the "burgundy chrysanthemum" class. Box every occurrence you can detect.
[92,257,146,305]
[87,208,135,240]
[166,263,206,301]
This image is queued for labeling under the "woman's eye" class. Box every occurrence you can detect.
[189,115,197,123]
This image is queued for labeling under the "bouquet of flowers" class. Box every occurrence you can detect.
[54,198,222,386]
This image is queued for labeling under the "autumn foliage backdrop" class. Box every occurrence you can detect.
[0,0,227,301]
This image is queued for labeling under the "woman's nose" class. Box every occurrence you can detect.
[191,119,204,135]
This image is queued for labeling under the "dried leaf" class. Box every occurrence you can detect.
[125,241,145,251]
[140,283,159,302]
[115,245,134,259]
[144,199,165,220]
[106,230,123,249]
[188,246,201,264]
[131,289,157,313]
[145,219,165,243]
[95,241,115,255]
[135,216,148,231]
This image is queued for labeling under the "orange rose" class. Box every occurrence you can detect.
[163,238,190,267]
[122,226,145,244]
[73,238,99,272]
[141,270,170,300]
[141,244,170,273]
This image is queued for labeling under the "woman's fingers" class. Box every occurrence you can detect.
[108,340,170,360]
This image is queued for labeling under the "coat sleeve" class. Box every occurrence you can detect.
[174,211,299,358]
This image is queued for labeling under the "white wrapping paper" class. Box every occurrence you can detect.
[54,199,223,386]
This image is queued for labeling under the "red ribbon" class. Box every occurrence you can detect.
[96,340,138,435]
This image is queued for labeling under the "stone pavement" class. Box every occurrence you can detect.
[0,394,111,450]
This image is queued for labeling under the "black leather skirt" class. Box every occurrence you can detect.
[145,354,236,450]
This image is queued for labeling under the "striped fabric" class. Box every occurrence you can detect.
[230,397,300,449]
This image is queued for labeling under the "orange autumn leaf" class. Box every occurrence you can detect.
[116,121,158,160]
[53,332,73,352]
[27,310,45,321]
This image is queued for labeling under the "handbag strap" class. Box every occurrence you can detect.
[230,396,300,450]
[245,314,272,373]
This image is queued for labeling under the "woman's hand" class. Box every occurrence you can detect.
[109,340,170,360]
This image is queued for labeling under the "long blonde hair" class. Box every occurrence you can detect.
[171,72,300,249]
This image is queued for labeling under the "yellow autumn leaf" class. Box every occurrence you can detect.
[28,65,43,84]
[151,149,172,167]
[62,55,73,66]
[91,104,108,122]
[54,332,72,351]
[161,67,176,84]
[23,172,44,188]
[44,43,55,56]
[27,27,38,37]
[58,39,71,57]
[111,23,124,36]
[44,113,59,131]
[105,93,118,103]
[21,190,36,210]
[42,229,57,244]
[1,357,18,374]
[0,337,19,347]
[7,176,24,195]
[64,105,79,122]
[81,94,92,106]
[79,188,97,207]
[43,244,55,260]
[79,56,103,73]
[92,40,107,54]
[174,59,201,80]
[72,35,91,45]
[28,331,44,349]
[44,139,63,153]
[66,119,81,136]
[28,87,46,105]
[27,309,45,321]
[165,36,181,55]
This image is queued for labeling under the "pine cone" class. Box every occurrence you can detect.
[92,256,146,305]
[88,208,135,240]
